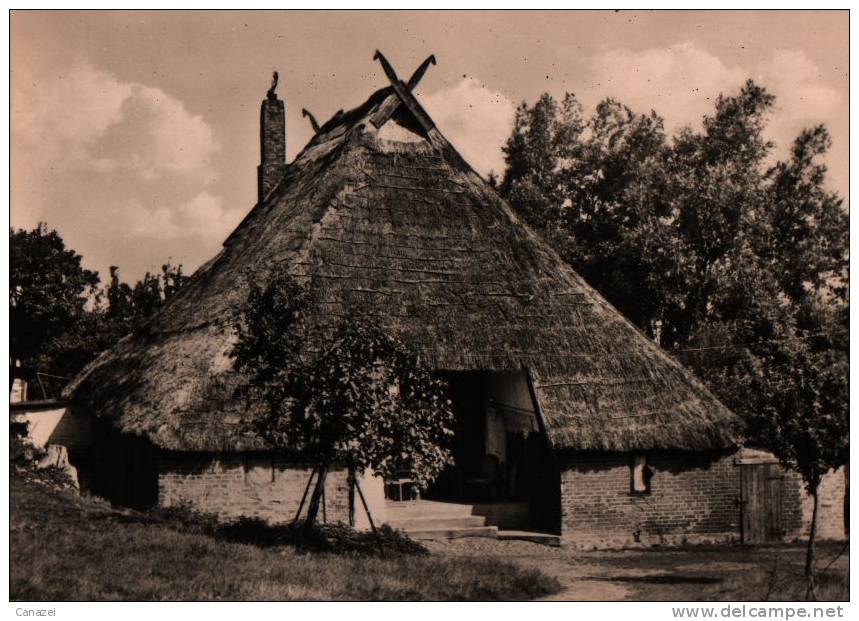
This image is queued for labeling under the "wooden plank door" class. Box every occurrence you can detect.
[740,463,784,543]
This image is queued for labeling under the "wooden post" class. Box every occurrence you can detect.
[348,468,356,527]
[353,477,377,534]
[304,464,328,530]
[354,476,384,555]
[293,467,317,524]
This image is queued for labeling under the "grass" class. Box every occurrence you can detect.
[714,545,850,601]
[10,473,560,601]
[579,543,849,601]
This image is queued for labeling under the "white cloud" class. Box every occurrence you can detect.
[12,59,231,267]
[419,78,516,177]
[13,61,129,168]
[13,60,219,181]
[416,45,842,183]
[586,43,844,161]
[587,42,745,133]
[755,50,843,153]
[124,191,243,240]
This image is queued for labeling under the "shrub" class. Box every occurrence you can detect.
[153,505,428,557]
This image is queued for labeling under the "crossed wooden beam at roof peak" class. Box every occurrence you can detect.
[370,50,437,131]
[302,51,437,135]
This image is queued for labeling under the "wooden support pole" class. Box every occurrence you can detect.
[353,477,377,534]
[348,469,357,527]
[293,466,317,523]
[354,476,384,555]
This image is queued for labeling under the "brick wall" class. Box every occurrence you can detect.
[800,466,847,540]
[558,450,808,548]
[155,448,847,542]
[157,453,351,525]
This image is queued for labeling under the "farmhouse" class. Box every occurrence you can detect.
[61,53,845,547]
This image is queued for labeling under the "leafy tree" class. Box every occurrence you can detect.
[767,126,848,305]
[160,262,189,301]
[107,262,190,332]
[11,224,190,385]
[499,80,848,583]
[107,266,134,325]
[756,340,848,585]
[10,223,100,379]
[232,274,455,529]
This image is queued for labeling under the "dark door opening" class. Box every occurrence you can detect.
[73,422,159,510]
[421,370,560,532]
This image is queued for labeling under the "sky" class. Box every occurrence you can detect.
[11,10,849,284]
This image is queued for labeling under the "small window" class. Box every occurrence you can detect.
[631,454,652,494]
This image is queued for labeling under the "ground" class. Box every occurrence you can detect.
[10,468,848,601]
[425,538,849,601]
[9,473,558,601]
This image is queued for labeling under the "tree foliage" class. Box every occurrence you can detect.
[10,223,100,371]
[107,262,188,332]
[232,273,455,525]
[10,223,189,382]
[498,81,848,573]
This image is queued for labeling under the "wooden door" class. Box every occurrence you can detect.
[740,463,785,543]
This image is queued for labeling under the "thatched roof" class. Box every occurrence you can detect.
[65,55,738,453]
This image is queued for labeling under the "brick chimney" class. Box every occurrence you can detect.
[257,72,286,205]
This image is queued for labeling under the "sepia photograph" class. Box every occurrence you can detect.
[8,9,850,605]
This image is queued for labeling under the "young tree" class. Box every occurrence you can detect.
[232,273,455,529]
[758,341,848,585]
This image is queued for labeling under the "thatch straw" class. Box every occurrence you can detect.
[64,82,737,453]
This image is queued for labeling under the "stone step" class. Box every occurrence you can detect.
[497,530,562,546]
[387,515,487,530]
[406,525,499,540]
[385,500,476,517]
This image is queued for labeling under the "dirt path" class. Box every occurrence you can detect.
[425,539,850,601]
[426,539,631,600]
[527,557,631,601]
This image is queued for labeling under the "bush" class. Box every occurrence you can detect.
[9,426,77,491]
[10,423,35,466]
[150,503,221,536]
[153,506,428,557]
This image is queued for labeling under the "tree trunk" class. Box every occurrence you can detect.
[806,484,819,577]
[304,464,328,531]
[844,464,849,538]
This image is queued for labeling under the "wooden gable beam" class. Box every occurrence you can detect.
[406,54,436,90]
[374,50,400,84]
[370,51,437,131]
[302,108,320,133]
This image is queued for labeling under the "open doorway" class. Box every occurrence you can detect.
[421,370,560,532]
